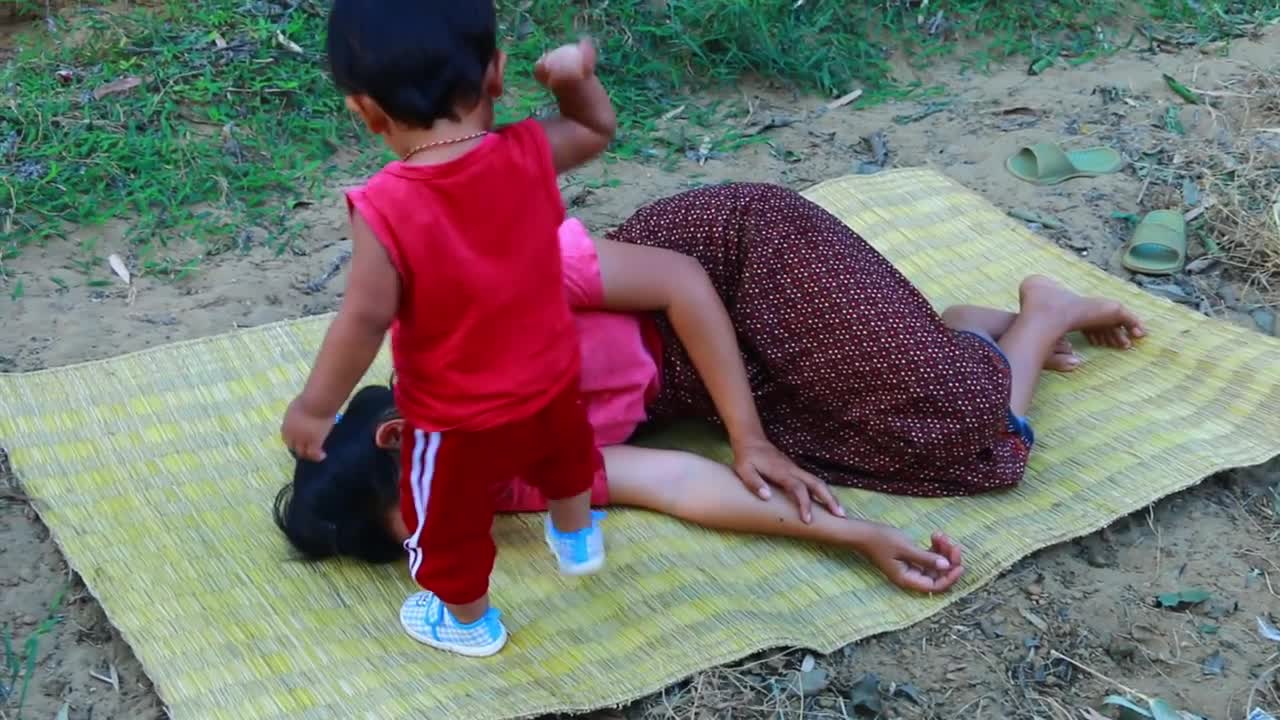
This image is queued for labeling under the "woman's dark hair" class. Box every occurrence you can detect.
[326,0,498,128]
[273,384,403,564]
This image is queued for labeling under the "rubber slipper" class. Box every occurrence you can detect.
[1122,210,1186,276]
[1005,142,1124,185]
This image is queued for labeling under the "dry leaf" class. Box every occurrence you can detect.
[659,105,686,122]
[826,88,863,110]
[93,76,143,100]
[276,31,304,55]
[89,663,120,691]
[108,254,131,285]
[1185,256,1218,274]
[212,32,228,49]
[1259,616,1280,643]
[1020,609,1049,632]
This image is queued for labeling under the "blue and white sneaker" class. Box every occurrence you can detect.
[399,591,507,657]
[544,510,606,576]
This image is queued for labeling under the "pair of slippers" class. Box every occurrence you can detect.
[1006,142,1186,276]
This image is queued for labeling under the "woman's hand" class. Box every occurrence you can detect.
[861,527,965,594]
[732,438,844,523]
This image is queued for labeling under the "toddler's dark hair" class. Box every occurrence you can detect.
[273,384,403,564]
[326,0,498,128]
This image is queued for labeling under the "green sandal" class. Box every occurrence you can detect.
[1122,210,1187,276]
[1005,142,1124,185]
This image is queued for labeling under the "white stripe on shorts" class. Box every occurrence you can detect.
[403,429,442,581]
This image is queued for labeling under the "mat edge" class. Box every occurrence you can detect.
[502,448,1280,720]
[0,442,179,718]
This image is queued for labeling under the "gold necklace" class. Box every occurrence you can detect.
[400,131,489,162]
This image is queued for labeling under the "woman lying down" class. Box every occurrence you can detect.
[274,183,1146,594]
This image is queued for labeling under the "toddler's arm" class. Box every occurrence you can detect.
[281,212,399,461]
[535,37,617,174]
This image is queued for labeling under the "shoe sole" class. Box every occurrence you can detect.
[399,613,508,657]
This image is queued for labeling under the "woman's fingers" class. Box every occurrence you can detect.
[902,544,951,573]
[798,470,845,518]
[778,476,814,523]
[736,464,773,501]
[931,532,963,565]
[892,567,940,593]
[894,553,965,593]
[930,561,966,591]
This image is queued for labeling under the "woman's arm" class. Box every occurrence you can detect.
[593,237,841,522]
[600,445,965,594]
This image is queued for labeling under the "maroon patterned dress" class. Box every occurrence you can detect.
[606,183,1030,497]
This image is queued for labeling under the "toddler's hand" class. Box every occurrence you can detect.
[535,37,597,90]
[281,396,333,462]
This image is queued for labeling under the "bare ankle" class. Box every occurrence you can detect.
[446,595,489,624]
[547,490,592,533]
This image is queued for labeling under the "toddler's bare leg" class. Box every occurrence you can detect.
[446,596,490,624]
[547,489,592,533]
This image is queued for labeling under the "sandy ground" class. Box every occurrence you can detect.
[2,21,1279,720]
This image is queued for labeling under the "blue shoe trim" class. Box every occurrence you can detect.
[548,510,606,540]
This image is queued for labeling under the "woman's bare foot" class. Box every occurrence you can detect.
[1045,337,1081,372]
[1020,275,1146,349]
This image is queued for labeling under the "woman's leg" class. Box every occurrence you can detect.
[600,445,965,593]
[994,276,1145,416]
[608,183,1019,495]
[940,305,1081,373]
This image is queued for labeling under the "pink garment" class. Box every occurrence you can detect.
[495,218,662,512]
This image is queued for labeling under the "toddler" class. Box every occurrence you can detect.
[280,0,617,657]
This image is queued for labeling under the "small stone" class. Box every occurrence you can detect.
[1086,544,1115,568]
[1251,308,1276,336]
[978,616,1006,639]
[1202,651,1226,676]
[1107,635,1139,662]
[893,682,927,705]
[794,668,830,696]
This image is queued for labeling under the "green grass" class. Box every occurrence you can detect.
[1,586,67,720]
[1,0,1277,288]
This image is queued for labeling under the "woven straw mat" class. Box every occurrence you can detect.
[2,168,1278,720]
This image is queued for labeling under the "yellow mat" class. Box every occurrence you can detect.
[3,169,1279,720]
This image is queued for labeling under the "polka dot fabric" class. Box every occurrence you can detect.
[607,183,1030,497]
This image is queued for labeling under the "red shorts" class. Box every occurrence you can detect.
[398,380,601,605]
[495,459,611,513]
